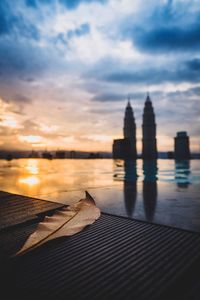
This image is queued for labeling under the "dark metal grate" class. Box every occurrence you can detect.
[2,213,200,300]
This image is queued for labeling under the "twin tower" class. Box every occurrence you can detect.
[113,94,157,160]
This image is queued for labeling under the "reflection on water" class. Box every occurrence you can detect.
[18,176,40,186]
[123,161,137,216]
[112,159,200,232]
[122,160,158,221]
[0,159,121,203]
[143,160,157,222]
[175,160,191,188]
[143,160,158,182]
[25,159,39,175]
[18,160,40,187]
[0,158,200,232]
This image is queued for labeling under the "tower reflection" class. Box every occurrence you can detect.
[123,160,138,217]
[143,160,158,222]
[175,160,191,188]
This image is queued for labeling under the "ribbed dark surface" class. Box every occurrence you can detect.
[0,191,64,230]
[3,213,200,300]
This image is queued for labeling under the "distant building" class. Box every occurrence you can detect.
[123,100,137,159]
[113,138,132,159]
[42,151,53,159]
[142,94,157,160]
[70,151,76,158]
[113,99,137,159]
[28,150,39,158]
[174,131,190,160]
[88,152,101,158]
[6,153,13,161]
[167,151,174,159]
[55,151,65,159]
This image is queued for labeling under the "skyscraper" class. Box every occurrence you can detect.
[113,138,132,159]
[123,99,137,159]
[124,100,137,158]
[142,94,157,160]
[174,131,190,160]
[113,98,137,159]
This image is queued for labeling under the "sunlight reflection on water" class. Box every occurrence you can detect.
[18,176,40,185]
[0,158,200,232]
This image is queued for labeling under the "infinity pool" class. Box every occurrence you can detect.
[0,159,200,232]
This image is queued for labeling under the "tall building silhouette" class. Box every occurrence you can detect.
[174,131,190,160]
[113,138,132,159]
[113,98,137,159]
[123,99,137,159]
[142,94,157,160]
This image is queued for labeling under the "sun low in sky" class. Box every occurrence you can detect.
[0,0,199,153]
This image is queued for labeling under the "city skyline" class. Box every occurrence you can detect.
[0,0,200,152]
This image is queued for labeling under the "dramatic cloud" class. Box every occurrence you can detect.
[133,23,200,53]
[122,0,200,53]
[26,0,107,10]
[98,59,200,85]
[92,91,151,102]
[186,58,200,71]
[0,0,199,152]
[0,1,40,38]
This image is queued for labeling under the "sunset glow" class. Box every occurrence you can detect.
[1,116,18,128]
[0,0,199,153]
[19,135,43,144]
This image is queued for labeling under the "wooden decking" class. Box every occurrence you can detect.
[0,191,200,300]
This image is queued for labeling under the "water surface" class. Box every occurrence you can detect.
[0,159,199,232]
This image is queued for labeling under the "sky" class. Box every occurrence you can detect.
[0,0,200,153]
